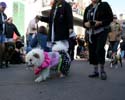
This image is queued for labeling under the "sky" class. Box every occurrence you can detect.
[103,0,125,17]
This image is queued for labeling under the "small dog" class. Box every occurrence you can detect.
[26,41,71,82]
[9,40,24,64]
[110,50,122,68]
[0,42,15,68]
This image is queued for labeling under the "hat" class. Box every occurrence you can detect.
[0,2,7,8]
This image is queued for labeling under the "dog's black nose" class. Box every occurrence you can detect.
[29,59,32,62]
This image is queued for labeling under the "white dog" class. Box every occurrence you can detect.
[26,41,71,82]
[26,48,51,82]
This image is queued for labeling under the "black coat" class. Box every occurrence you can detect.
[83,2,113,30]
[5,23,20,38]
[0,13,7,34]
[40,1,73,41]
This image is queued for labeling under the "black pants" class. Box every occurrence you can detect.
[88,30,108,65]
[68,46,75,61]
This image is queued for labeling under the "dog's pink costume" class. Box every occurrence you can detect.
[34,52,60,75]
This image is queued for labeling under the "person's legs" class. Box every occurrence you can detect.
[88,65,99,78]
[0,44,3,68]
[123,50,125,59]
[26,34,33,53]
[0,35,6,68]
[97,31,108,80]
[0,43,5,67]
[27,34,33,47]
[72,46,75,60]
[76,45,81,57]
[99,64,107,80]
[68,46,75,61]
[113,41,119,53]
[88,35,99,78]
[88,30,108,80]
[121,50,124,58]
[88,35,98,65]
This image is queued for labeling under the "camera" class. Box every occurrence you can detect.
[90,20,96,27]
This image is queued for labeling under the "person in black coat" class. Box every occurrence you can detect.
[0,2,7,67]
[5,17,21,42]
[0,2,7,43]
[37,0,73,50]
[83,0,113,80]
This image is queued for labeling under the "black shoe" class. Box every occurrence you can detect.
[100,72,107,80]
[0,65,3,68]
[0,66,3,69]
[0,63,3,68]
[88,72,99,78]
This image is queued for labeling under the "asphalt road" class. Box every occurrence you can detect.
[0,60,125,100]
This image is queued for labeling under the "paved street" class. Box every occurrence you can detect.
[0,60,125,100]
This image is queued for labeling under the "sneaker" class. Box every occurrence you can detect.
[88,72,99,78]
[100,72,107,80]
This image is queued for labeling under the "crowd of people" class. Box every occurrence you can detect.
[0,1,24,68]
[0,0,125,80]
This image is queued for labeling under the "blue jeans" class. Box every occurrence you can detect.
[113,41,119,52]
[121,51,125,58]
[0,34,6,43]
[27,34,33,46]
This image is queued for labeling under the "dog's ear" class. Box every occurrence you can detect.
[33,53,40,59]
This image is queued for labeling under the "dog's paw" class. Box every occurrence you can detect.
[34,76,43,83]
[110,63,113,68]
[43,75,49,81]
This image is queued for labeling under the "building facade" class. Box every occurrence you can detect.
[0,0,90,37]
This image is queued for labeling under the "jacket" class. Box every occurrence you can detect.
[83,2,113,30]
[0,13,7,34]
[39,1,73,41]
[5,23,20,38]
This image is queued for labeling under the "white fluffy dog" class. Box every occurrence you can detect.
[26,41,71,83]
[26,48,50,82]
